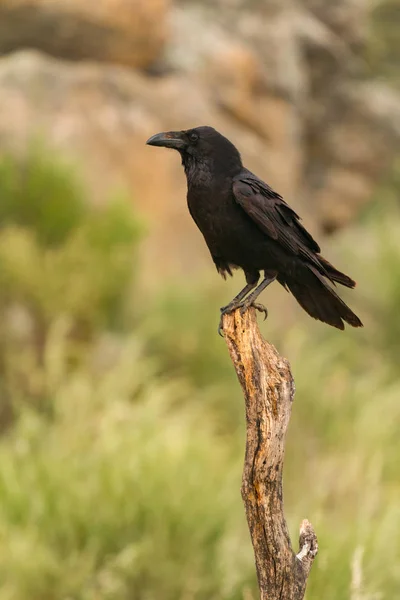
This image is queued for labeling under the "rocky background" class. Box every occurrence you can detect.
[0,0,399,272]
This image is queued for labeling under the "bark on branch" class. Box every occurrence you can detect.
[222,308,318,600]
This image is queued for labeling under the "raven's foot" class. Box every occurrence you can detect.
[240,301,268,320]
[218,305,234,336]
[218,300,268,336]
[218,301,241,336]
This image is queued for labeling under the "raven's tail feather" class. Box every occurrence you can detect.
[317,255,356,288]
[283,267,363,330]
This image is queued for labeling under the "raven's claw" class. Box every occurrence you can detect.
[240,301,268,320]
[218,317,224,337]
[218,304,235,336]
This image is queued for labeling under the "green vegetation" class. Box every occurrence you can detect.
[0,147,399,599]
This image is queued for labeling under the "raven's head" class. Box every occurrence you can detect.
[146,126,242,179]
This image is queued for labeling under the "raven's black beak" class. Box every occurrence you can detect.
[146,131,186,150]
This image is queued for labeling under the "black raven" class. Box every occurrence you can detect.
[146,126,363,332]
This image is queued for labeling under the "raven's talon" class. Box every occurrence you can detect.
[218,304,239,335]
[252,302,268,320]
[238,301,268,319]
[218,317,224,337]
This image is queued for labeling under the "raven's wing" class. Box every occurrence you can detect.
[232,171,320,259]
[232,172,356,287]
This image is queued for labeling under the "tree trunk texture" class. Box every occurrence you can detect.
[222,308,318,600]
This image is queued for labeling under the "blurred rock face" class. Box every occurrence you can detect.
[0,0,169,68]
[0,0,399,273]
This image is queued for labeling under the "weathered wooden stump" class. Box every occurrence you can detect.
[222,308,318,600]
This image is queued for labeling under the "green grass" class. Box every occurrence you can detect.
[0,147,399,599]
[0,349,252,600]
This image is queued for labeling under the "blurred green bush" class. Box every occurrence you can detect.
[0,146,142,424]
[0,144,399,600]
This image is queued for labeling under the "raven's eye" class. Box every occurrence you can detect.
[189,132,199,142]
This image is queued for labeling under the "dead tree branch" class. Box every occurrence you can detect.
[222,308,318,600]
